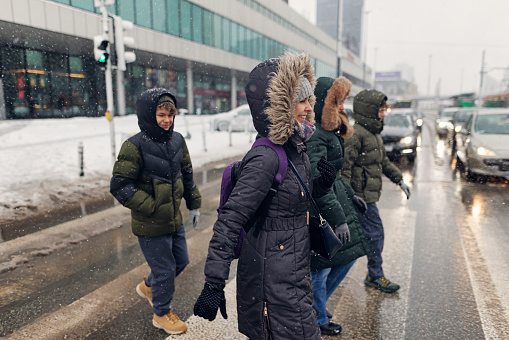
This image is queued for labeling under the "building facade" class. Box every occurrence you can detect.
[0,0,364,119]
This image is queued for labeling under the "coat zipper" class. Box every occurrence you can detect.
[263,302,272,340]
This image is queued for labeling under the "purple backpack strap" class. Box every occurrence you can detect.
[217,161,238,217]
[251,137,287,186]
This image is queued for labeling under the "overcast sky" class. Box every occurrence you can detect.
[289,0,509,97]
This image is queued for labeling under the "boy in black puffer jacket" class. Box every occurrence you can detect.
[110,88,201,334]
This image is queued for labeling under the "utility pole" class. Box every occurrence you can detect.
[427,55,432,98]
[478,50,485,108]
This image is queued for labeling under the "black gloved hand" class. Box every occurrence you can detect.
[398,180,411,200]
[317,156,336,189]
[193,282,228,321]
[334,223,350,243]
[352,195,368,213]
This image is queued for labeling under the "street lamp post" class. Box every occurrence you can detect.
[336,0,343,77]
[362,10,370,88]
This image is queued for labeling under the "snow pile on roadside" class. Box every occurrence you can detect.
[0,114,255,224]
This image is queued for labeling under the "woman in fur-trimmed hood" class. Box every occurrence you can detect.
[307,77,371,334]
[194,53,335,339]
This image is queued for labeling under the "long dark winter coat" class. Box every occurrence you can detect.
[342,89,403,203]
[204,53,324,340]
[110,88,201,237]
[308,77,370,270]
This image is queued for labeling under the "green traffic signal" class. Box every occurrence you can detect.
[98,52,109,64]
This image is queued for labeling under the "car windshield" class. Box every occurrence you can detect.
[385,114,410,128]
[441,110,457,118]
[474,114,509,134]
[456,110,472,122]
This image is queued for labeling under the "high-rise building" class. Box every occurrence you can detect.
[316,0,364,57]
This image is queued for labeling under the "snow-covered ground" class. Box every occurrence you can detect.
[0,113,255,222]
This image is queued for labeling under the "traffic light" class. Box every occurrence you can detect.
[114,16,136,71]
[93,35,110,67]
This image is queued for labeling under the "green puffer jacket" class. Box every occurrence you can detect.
[343,89,402,203]
[308,77,370,270]
[110,88,201,237]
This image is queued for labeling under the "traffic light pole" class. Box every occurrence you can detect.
[99,4,116,165]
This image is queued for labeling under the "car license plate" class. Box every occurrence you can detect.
[385,144,393,152]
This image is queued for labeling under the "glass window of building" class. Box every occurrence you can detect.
[231,22,239,54]
[192,5,203,44]
[180,0,191,40]
[118,0,135,22]
[52,0,70,4]
[135,0,152,28]
[238,25,246,56]
[202,9,212,46]
[167,0,180,36]
[124,64,145,115]
[221,18,230,52]
[71,0,94,12]
[1,47,27,118]
[69,56,87,116]
[152,0,166,32]
[48,53,71,117]
[26,50,50,118]
[213,14,222,49]
[246,29,253,59]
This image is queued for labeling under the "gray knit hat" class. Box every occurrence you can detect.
[296,77,313,103]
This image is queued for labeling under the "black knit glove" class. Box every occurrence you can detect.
[194,282,228,321]
[317,156,336,189]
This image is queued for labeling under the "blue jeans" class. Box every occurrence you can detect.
[311,260,356,326]
[355,202,384,279]
[138,225,189,316]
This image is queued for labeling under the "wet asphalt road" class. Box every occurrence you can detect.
[1,111,508,339]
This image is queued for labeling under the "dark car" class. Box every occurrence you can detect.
[448,108,474,151]
[381,113,419,162]
[388,108,423,132]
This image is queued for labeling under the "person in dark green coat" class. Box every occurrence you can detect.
[343,89,411,294]
[110,88,201,334]
[308,76,371,335]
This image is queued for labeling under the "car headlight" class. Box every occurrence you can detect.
[476,146,496,156]
[438,121,449,128]
[416,118,423,127]
[400,136,413,145]
[455,126,462,132]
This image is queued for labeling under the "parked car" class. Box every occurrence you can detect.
[211,104,254,132]
[455,108,509,180]
[381,112,419,162]
[448,108,474,151]
[436,107,459,138]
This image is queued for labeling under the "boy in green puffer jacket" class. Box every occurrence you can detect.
[308,76,371,336]
[343,89,411,293]
[110,88,201,334]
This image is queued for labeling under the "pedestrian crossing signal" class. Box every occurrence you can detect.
[93,35,110,67]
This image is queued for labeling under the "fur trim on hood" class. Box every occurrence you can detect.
[246,52,316,145]
[320,77,354,138]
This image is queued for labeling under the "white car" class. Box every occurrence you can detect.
[455,108,509,180]
[211,104,254,132]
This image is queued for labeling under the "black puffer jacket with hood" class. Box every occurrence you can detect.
[110,88,201,237]
[203,53,325,340]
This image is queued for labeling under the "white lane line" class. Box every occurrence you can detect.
[166,277,247,340]
[457,213,509,338]
[378,206,416,340]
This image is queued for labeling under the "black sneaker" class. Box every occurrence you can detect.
[326,309,332,319]
[320,321,342,336]
[364,274,400,293]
